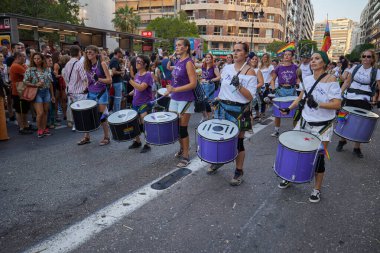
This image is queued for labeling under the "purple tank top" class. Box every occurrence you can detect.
[171,57,195,101]
[87,61,107,93]
[275,64,298,86]
[201,65,216,81]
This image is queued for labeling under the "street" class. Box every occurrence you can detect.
[0,112,379,253]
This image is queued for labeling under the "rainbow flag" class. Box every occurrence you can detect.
[321,20,331,52]
[277,42,295,55]
[323,142,331,160]
[337,111,348,122]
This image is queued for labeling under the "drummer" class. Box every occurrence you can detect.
[278,51,342,202]
[208,42,258,186]
[270,50,300,137]
[338,49,380,158]
[126,55,153,153]
[78,45,112,146]
[165,38,197,168]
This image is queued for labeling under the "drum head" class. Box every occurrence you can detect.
[144,112,177,123]
[273,96,298,102]
[70,99,97,110]
[158,88,167,96]
[343,106,379,119]
[197,119,239,140]
[108,109,137,124]
[279,130,320,152]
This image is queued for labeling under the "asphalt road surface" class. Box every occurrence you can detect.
[0,110,379,253]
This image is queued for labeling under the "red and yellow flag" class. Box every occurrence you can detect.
[321,20,331,52]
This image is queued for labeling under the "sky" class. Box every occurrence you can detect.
[311,0,368,23]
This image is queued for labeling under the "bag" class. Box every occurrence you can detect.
[193,81,207,103]
[58,76,66,91]
[293,73,327,124]
[16,81,26,97]
[22,86,38,101]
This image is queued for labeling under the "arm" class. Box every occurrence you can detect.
[341,73,352,94]
[256,70,264,89]
[129,80,148,92]
[99,62,112,85]
[166,57,175,71]
[270,71,277,90]
[168,61,197,93]
[238,68,256,101]
[53,63,60,78]
[23,69,42,88]
[211,67,221,82]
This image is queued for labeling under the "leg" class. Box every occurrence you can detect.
[42,102,50,130]
[61,90,67,119]
[34,103,44,131]
[98,104,110,145]
[230,132,245,186]
[113,82,122,112]
[353,142,363,158]
[271,117,281,137]
[179,113,191,159]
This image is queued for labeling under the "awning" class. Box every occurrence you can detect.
[138,0,174,8]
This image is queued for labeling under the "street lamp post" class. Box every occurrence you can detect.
[243,5,264,52]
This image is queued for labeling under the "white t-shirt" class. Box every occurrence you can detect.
[299,63,313,82]
[260,65,274,84]
[218,64,257,103]
[302,75,342,122]
[345,65,380,101]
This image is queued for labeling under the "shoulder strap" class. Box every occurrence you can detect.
[97,59,105,77]
[68,60,79,82]
[370,67,377,86]
[350,64,362,83]
[244,67,251,75]
[305,73,328,98]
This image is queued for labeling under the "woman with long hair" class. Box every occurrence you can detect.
[23,52,55,138]
[166,38,197,168]
[278,51,342,202]
[78,45,112,146]
[249,55,264,123]
[259,53,274,118]
[207,42,258,186]
[199,53,220,122]
[338,49,380,158]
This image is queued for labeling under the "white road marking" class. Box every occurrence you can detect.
[23,118,274,253]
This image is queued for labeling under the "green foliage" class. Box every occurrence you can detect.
[147,11,199,44]
[345,43,375,62]
[266,40,287,54]
[2,0,80,24]
[112,5,141,33]
[298,40,317,56]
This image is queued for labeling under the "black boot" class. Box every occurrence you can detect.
[336,140,347,152]
[353,148,364,158]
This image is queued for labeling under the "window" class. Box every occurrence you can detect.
[228,0,236,4]
[200,0,207,3]
[258,44,266,52]
[211,42,219,49]
[223,42,230,49]
[266,29,274,38]
[239,27,249,36]
[227,26,235,35]
[253,28,260,35]
[199,10,207,18]
[199,26,207,35]
[267,14,275,22]
[186,0,195,3]
[214,26,222,35]
[216,0,225,3]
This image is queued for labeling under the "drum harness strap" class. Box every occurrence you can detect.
[216,100,250,129]
[346,64,378,97]
[300,117,334,135]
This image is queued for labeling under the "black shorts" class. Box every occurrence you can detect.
[344,99,372,111]
[12,95,30,114]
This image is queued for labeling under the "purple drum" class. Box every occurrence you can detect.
[144,112,179,145]
[274,130,321,183]
[272,96,297,118]
[197,119,239,164]
[334,106,379,143]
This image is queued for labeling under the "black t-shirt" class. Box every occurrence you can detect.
[109,57,122,83]
[6,56,15,67]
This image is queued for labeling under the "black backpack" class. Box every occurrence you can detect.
[351,64,378,96]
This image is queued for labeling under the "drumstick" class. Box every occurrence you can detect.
[263,97,280,109]
[148,95,166,106]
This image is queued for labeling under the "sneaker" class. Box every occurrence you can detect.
[140,144,151,153]
[43,128,52,136]
[37,129,44,138]
[207,164,223,175]
[271,131,280,137]
[230,169,244,186]
[353,148,364,158]
[309,189,321,203]
[9,115,15,121]
[18,129,33,135]
[27,125,38,131]
[72,125,76,132]
[278,180,291,189]
[129,141,142,149]
[336,140,347,152]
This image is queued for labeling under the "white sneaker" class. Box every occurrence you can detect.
[72,125,76,132]
[309,189,321,203]
[271,131,279,137]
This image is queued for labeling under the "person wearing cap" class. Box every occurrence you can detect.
[277,51,342,203]
[109,48,124,112]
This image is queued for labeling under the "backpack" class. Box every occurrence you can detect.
[351,64,378,96]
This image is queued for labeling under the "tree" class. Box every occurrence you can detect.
[345,43,375,62]
[297,40,317,56]
[266,40,287,54]
[147,11,199,45]
[2,0,80,24]
[112,6,141,34]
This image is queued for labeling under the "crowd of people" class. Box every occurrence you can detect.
[1,39,379,202]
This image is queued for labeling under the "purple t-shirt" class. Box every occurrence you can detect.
[275,64,298,86]
[201,65,216,81]
[133,72,153,106]
[87,61,107,93]
[171,57,195,101]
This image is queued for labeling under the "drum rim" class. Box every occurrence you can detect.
[273,96,298,102]
[70,100,97,111]
[108,115,139,125]
[273,163,313,183]
[278,130,321,152]
[197,153,238,165]
[342,106,379,119]
[333,129,371,143]
[108,110,138,124]
[197,132,238,142]
[197,119,239,140]
[143,112,178,123]
[145,138,179,146]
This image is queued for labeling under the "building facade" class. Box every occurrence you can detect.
[285,0,314,42]
[360,0,380,55]
[313,18,355,62]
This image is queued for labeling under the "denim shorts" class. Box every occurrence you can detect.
[275,87,296,97]
[201,82,215,101]
[35,88,51,103]
[88,90,109,104]
[132,103,152,114]
[214,102,251,131]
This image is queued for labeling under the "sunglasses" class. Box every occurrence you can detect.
[136,60,144,64]
[86,51,95,55]
[362,55,372,58]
